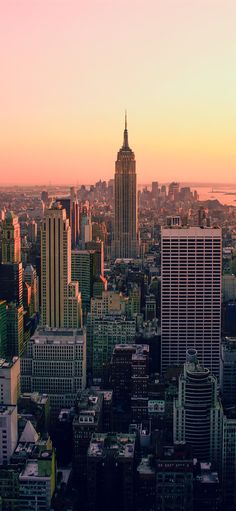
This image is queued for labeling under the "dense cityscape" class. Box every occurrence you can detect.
[0,119,236,510]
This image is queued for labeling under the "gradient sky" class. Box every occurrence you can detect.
[1,0,236,185]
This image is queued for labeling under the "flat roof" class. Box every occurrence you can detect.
[0,404,16,415]
[31,327,85,345]
[20,456,52,479]
[88,433,136,459]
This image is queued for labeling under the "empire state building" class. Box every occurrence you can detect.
[112,115,139,259]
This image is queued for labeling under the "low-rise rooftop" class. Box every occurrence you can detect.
[30,327,85,345]
[0,404,16,416]
[88,433,135,459]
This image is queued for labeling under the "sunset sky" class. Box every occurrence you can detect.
[1,0,236,185]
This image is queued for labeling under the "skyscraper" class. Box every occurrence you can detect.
[80,202,92,249]
[2,212,21,264]
[174,349,222,463]
[0,300,7,358]
[161,226,222,375]
[23,264,39,315]
[0,211,23,306]
[0,211,24,358]
[71,249,97,318]
[41,203,71,328]
[41,203,82,328]
[112,114,138,259]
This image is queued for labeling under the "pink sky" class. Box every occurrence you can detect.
[1,0,236,185]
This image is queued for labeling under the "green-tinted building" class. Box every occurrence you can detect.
[6,303,24,357]
[0,300,7,358]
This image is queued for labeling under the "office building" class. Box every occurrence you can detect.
[18,454,56,511]
[99,389,113,432]
[87,291,129,377]
[6,303,24,357]
[193,462,221,511]
[41,203,82,328]
[21,327,86,419]
[156,444,193,511]
[41,203,70,327]
[18,393,50,436]
[223,302,236,336]
[0,357,20,405]
[86,239,104,277]
[110,344,149,425]
[0,464,21,510]
[71,249,97,316]
[73,389,103,480]
[151,181,159,197]
[0,404,18,464]
[222,274,236,302]
[23,264,39,315]
[80,202,92,248]
[1,212,21,264]
[0,300,7,358]
[87,432,136,511]
[0,262,23,306]
[145,294,156,321]
[66,281,82,328]
[92,275,107,299]
[222,409,236,510]
[112,114,139,259]
[168,181,180,199]
[174,349,222,463]
[220,337,236,405]
[28,220,37,243]
[56,189,80,248]
[70,187,80,248]
[161,226,222,375]
[90,290,128,317]
[87,314,136,380]
[136,457,156,511]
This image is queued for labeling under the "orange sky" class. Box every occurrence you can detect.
[1,0,236,185]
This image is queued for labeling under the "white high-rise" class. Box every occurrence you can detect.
[161,226,222,375]
[21,327,86,418]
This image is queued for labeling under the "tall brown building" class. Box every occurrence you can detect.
[112,114,139,259]
[41,203,82,328]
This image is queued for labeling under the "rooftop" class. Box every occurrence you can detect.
[20,392,49,405]
[31,327,85,345]
[0,356,19,369]
[137,457,155,476]
[74,389,103,425]
[88,433,136,459]
[162,226,221,235]
[19,421,39,443]
[0,404,16,416]
[20,457,52,480]
[196,463,219,484]
[113,344,149,355]
[222,337,236,350]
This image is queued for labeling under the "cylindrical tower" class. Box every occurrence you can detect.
[174,350,221,462]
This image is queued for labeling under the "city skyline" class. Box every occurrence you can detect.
[1,2,236,510]
[1,0,236,185]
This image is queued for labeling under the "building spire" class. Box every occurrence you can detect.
[123,110,129,149]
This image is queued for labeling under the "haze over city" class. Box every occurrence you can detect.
[1,0,236,185]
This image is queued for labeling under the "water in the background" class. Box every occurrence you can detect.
[139,183,236,206]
